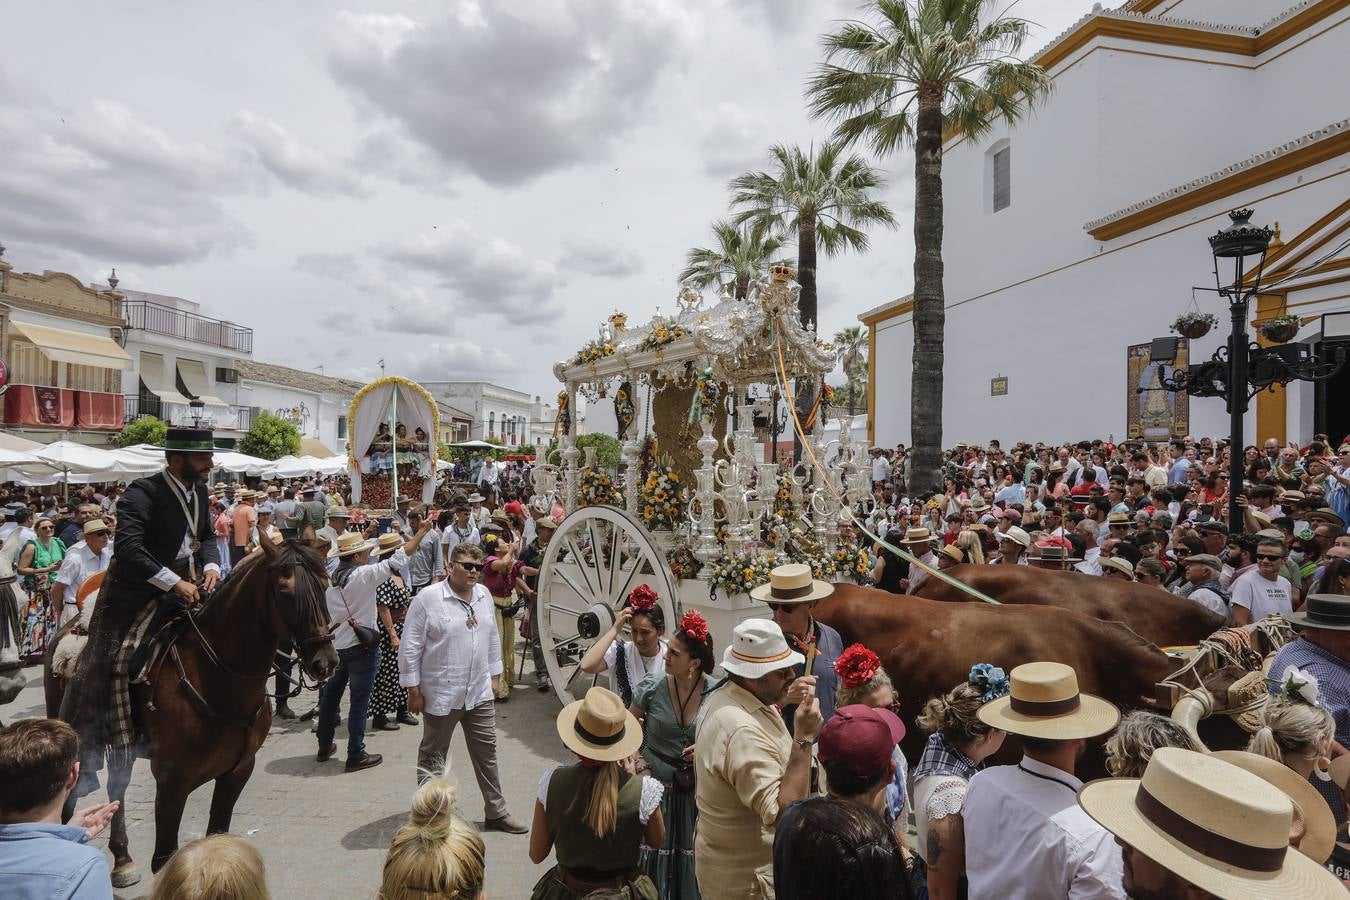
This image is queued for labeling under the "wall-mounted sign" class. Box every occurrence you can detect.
[1127,341,1189,439]
[990,376,1008,397]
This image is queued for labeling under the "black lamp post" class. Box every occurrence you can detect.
[1154,208,1346,529]
[1208,209,1273,529]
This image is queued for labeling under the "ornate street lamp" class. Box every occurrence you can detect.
[1209,209,1273,528]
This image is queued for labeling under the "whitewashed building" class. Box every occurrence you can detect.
[866,0,1350,449]
[231,360,364,457]
[421,381,549,445]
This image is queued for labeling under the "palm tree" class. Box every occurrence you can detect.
[729,141,896,332]
[679,220,792,300]
[833,324,867,410]
[806,0,1052,493]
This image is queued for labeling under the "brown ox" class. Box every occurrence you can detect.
[814,585,1182,775]
[913,563,1226,648]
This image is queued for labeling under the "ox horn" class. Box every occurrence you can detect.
[1171,689,1216,752]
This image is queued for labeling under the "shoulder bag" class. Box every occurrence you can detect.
[337,584,381,650]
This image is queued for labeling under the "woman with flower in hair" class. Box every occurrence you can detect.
[834,643,911,832]
[629,609,714,899]
[912,664,1010,900]
[580,584,668,707]
[1250,667,1342,821]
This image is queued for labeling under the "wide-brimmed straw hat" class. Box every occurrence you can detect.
[1100,556,1134,577]
[720,619,805,679]
[938,543,965,564]
[999,526,1031,548]
[556,687,643,762]
[977,661,1119,739]
[1079,748,1344,899]
[82,518,111,537]
[466,492,485,503]
[749,562,834,604]
[326,506,351,520]
[1284,594,1350,632]
[328,531,375,559]
[370,532,403,557]
[1210,750,1336,864]
[1307,508,1345,527]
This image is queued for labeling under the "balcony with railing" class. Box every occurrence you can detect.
[124,395,252,432]
[123,299,254,353]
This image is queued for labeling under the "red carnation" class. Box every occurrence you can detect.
[627,583,659,612]
[834,643,881,688]
[679,609,709,644]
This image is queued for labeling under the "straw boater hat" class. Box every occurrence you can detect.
[466,492,485,504]
[1106,511,1133,527]
[82,518,111,537]
[1079,748,1345,898]
[370,532,403,558]
[721,618,805,678]
[326,506,351,520]
[1284,594,1350,632]
[977,661,1119,739]
[1100,557,1134,577]
[328,531,375,559]
[556,687,643,762]
[1306,508,1345,527]
[750,562,835,604]
[898,527,936,546]
[1210,750,1336,863]
[938,544,965,564]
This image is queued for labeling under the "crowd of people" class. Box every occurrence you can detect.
[5,429,1350,899]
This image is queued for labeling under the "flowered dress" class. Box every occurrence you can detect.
[370,578,411,717]
[20,537,65,658]
[633,670,710,900]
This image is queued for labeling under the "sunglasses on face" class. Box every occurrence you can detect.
[1256,554,1284,561]
[766,602,798,613]
[456,561,483,572]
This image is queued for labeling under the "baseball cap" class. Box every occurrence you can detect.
[817,704,906,782]
[504,500,525,517]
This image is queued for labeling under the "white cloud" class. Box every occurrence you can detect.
[231,110,368,197]
[563,237,643,279]
[326,1,698,186]
[341,338,516,383]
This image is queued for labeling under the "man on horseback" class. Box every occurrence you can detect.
[59,427,221,785]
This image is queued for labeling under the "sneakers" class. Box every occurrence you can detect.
[345,752,383,772]
[316,742,338,762]
[483,814,529,834]
[536,676,551,693]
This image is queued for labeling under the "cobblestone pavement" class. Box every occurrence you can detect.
[2,657,573,899]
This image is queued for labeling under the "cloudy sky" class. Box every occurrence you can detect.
[0,0,1090,397]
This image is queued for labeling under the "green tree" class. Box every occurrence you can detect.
[575,433,622,470]
[113,416,167,449]
[678,220,792,300]
[729,142,896,332]
[833,324,868,411]
[807,0,1052,493]
[240,411,301,460]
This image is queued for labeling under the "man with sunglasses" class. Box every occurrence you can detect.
[1230,539,1293,626]
[399,542,527,834]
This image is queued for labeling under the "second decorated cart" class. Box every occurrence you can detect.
[529,268,878,706]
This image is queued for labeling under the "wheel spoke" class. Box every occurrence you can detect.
[563,536,600,599]
[550,632,579,647]
[546,604,584,617]
[612,552,647,605]
[588,518,612,600]
[553,566,594,607]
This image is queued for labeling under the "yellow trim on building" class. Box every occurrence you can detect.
[1253,293,1288,446]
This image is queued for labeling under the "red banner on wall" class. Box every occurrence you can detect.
[4,385,76,428]
[75,391,124,430]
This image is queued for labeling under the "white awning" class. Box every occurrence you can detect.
[10,321,133,370]
[139,352,192,405]
[176,358,228,407]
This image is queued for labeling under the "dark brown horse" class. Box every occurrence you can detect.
[45,538,337,886]
[914,563,1226,647]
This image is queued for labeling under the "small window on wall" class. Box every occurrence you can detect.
[337,415,348,439]
[992,144,1011,212]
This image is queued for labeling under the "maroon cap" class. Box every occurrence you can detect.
[817,704,906,779]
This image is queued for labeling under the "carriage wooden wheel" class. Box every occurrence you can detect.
[536,505,679,705]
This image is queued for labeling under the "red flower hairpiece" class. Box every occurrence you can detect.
[627,583,658,613]
[678,610,709,644]
[834,643,881,688]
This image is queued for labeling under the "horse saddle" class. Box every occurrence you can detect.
[127,596,191,683]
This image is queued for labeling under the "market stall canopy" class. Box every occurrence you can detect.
[299,437,336,457]
[139,351,192,405]
[449,439,498,450]
[267,455,348,478]
[34,440,118,475]
[212,450,270,474]
[0,430,46,452]
[176,359,227,407]
[9,321,133,370]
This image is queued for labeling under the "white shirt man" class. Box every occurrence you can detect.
[51,526,112,627]
[399,549,523,832]
[1230,542,1294,625]
[905,547,939,594]
[871,453,890,484]
[440,510,481,567]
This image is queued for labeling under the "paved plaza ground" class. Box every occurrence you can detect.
[2,658,573,899]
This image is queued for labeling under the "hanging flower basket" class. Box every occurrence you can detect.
[1171,311,1218,340]
[1260,315,1301,344]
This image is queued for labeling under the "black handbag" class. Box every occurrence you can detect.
[651,747,695,793]
[338,586,381,651]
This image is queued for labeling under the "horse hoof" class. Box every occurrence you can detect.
[111,864,141,888]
